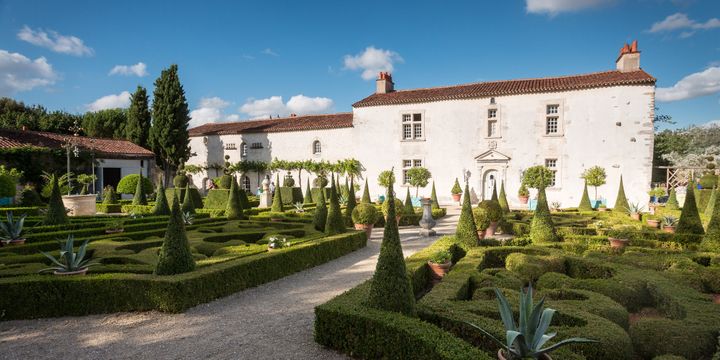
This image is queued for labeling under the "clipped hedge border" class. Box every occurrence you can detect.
[0,206,42,216]
[0,230,367,320]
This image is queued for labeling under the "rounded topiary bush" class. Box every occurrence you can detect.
[382,198,404,217]
[215,175,233,189]
[472,206,491,231]
[117,174,153,194]
[352,203,379,225]
[19,186,42,206]
[313,176,329,188]
[173,174,189,188]
[283,174,295,187]
[0,174,16,198]
[699,173,718,189]
[477,200,502,222]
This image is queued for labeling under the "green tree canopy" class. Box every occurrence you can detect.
[126,86,151,148]
[406,167,431,197]
[522,165,554,190]
[82,108,127,139]
[581,166,607,200]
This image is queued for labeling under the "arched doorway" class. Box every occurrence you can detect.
[483,170,498,201]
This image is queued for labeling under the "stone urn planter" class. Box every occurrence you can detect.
[646,219,660,228]
[428,260,451,283]
[662,225,676,233]
[608,237,629,249]
[519,196,529,204]
[485,221,499,237]
[498,350,551,360]
[61,194,97,216]
[418,198,437,237]
[54,267,88,276]
[451,193,462,202]
[354,223,374,239]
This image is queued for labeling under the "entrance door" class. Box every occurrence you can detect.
[103,168,121,190]
[483,170,498,200]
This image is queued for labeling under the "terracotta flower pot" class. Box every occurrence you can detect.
[598,207,608,212]
[630,213,641,221]
[354,223,374,239]
[646,219,660,228]
[105,229,124,234]
[385,215,402,225]
[485,221,499,237]
[53,267,88,276]
[452,193,462,202]
[519,196,529,204]
[270,217,284,222]
[9,238,26,245]
[498,349,551,360]
[476,230,486,240]
[662,225,675,233]
[608,237,629,249]
[428,260,452,283]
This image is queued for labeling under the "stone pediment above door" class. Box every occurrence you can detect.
[475,149,511,163]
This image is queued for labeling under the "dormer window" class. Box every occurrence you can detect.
[313,140,321,154]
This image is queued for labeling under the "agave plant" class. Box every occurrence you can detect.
[39,235,96,274]
[182,211,195,225]
[293,202,305,213]
[267,235,289,249]
[662,215,678,227]
[0,212,26,245]
[468,285,596,359]
[624,202,644,215]
[550,202,561,212]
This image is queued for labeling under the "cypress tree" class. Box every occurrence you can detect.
[701,186,720,251]
[313,183,328,231]
[304,179,313,204]
[490,183,498,202]
[362,178,372,204]
[456,182,479,248]
[153,182,171,216]
[44,175,68,225]
[705,187,717,219]
[126,85,151,148]
[344,177,357,226]
[132,172,148,205]
[676,183,705,236]
[498,181,510,213]
[367,177,416,316]
[225,177,244,220]
[271,174,284,212]
[578,181,593,212]
[430,181,440,210]
[403,187,414,216]
[182,185,195,214]
[325,174,346,235]
[613,175,629,212]
[155,194,195,275]
[530,187,559,242]
[666,188,680,210]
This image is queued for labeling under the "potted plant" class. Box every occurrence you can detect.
[478,200,503,237]
[381,197,404,225]
[625,202,644,221]
[451,178,463,202]
[267,235,289,250]
[550,201,561,213]
[39,235,95,276]
[427,249,452,283]
[352,203,379,239]
[473,206,491,240]
[0,212,27,245]
[268,212,285,222]
[293,202,305,213]
[598,203,608,212]
[607,227,633,249]
[662,215,678,233]
[468,285,596,360]
[104,218,125,234]
[646,216,660,229]
[518,183,530,204]
[582,166,607,209]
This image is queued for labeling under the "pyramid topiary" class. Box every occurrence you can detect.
[451,178,462,195]
[705,187,717,219]
[181,185,196,214]
[403,187,414,216]
[367,176,415,316]
[238,183,250,210]
[362,178,371,204]
[456,182,479,248]
[498,181,509,213]
[313,182,328,231]
[271,174,284,212]
[613,175,629,212]
[225,177,244,220]
[153,182,171,216]
[666,188,680,210]
[155,194,195,275]
[530,187,559,242]
[132,173,148,206]
[578,181,593,212]
[676,183,705,236]
[344,177,357,226]
[304,179,313,204]
[325,174,346,235]
[102,186,118,205]
[430,181,440,210]
[44,175,68,225]
[490,183,498,202]
[701,186,720,251]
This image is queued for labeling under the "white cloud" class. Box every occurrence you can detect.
[239,95,334,119]
[17,25,94,56]
[648,13,720,36]
[86,91,131,111]
[262,48,278,56]
[0,49,57,96]
[525,0,611,16]
[189,96,241,126]
[343,46,403,81]
[702,119,720,128]
[656,66,720,102]
[109,62,148,77]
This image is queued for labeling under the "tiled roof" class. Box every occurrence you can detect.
[0,129,154,159]
[353,69,656,107]
[189,113,353,136]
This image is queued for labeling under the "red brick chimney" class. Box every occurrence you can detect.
[376,72,394,94]
[616,40,640,73]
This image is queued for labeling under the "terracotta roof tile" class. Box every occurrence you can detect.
[0,129,154,159]
[353,69,656,108]
[189,113,353,137]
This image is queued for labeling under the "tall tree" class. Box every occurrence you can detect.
[149,64,191,185]
[82,109,127,138]
[126,86,151,148]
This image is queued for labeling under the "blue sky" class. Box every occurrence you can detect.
[0,0,718,129]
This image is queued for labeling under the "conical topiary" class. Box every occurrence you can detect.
[313,182,328,231]
[666,188,679,210]
[367,176,416,316]
[613,175,629,212]
[456,182,479,248]
[701,186,720,251]
[225,177,244,220]
[676,183,705,236]
[705,187,717,219]
[403,187,414,216]
[490,183,498,202]
[304,179,313,204]
[103,186,118,204]
[325,174,346,235]
[238,178,250,209]
[153,182,171,216]
[181,184,195,214]
[44,175,68,225]
[530,187,559,242]
[430,181,440,210]
[155,194,195,275]
[362,178,371,204]
[132,172,148,205]
[271,174,284,212]
[498,181,509,213]
[578,181,593,212]
[344,177,357,226]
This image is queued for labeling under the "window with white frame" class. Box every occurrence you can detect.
[225,143,236,150]
[402,113,423,140]
[545,158,558,187]
[545,104,560,135]
[402,159,423,184]
[487,107,499,137]
[240,142,248,158]
[242,176,251,192]
[312,140,321,154]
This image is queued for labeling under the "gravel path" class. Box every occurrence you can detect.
[0,208,460,360]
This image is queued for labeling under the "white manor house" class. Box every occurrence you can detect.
[187,41,656,208]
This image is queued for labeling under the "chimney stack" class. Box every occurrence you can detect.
[616,40,640,73]
[376,72,394,94]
